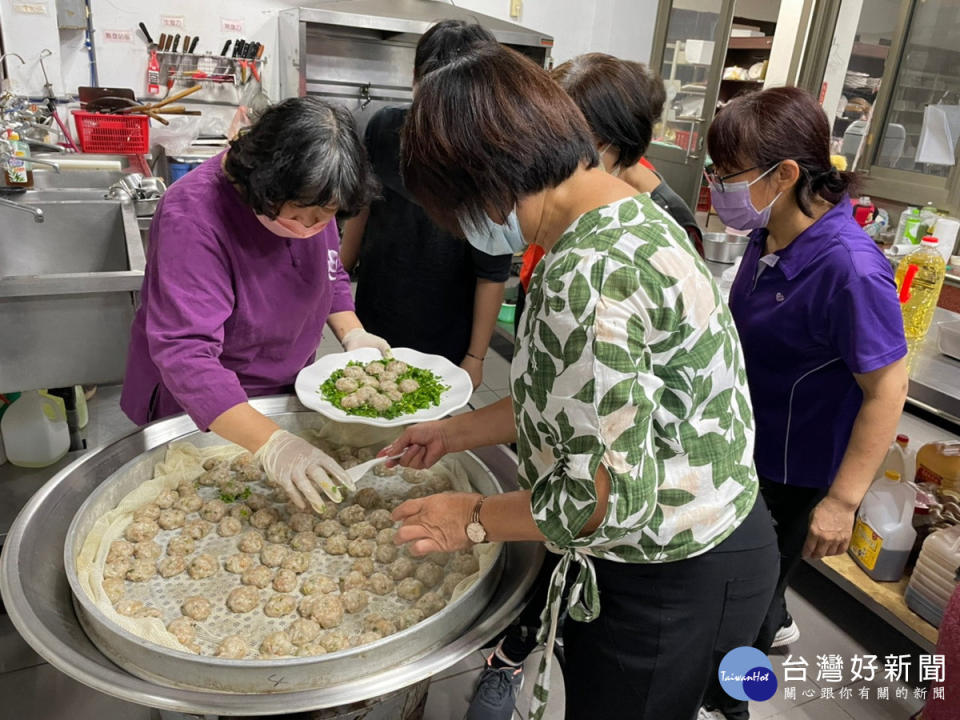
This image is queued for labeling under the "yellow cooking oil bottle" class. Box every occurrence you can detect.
[848,470,917,582]
[895,236,946,370]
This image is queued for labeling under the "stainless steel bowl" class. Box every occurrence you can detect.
[703,232,749,264]
[0,396,544,715]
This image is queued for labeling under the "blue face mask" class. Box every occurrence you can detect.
[460,207,526,256]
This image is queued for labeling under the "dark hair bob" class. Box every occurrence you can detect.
[707,86,856,216]
[552,53,666,169]
[224,96,378,219]
[414,19,497,82]
[402,43,598,233]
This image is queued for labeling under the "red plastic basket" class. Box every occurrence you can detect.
[72,111,150,154]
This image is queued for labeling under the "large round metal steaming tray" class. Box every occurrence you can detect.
[0,396,543,715]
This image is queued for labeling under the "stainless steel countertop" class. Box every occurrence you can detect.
[906,307,960,425]
[0,451,85,548]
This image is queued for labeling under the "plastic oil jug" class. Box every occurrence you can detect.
[878,434,915,483]
[895,236,947,369]
[915,440,960,492]
[906,524,960,627]
[0,390,69,468]
[849,470,917,581]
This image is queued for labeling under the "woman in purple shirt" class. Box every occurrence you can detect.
[121,97,385,512]
[701,88,909,720]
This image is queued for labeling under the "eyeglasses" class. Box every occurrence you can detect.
[703,165,760,193]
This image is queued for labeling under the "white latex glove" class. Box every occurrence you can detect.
[341,327,391,355]
[255,430,355,513]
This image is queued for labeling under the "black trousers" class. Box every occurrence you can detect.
[705,479,828,719]
[560,497,778,720]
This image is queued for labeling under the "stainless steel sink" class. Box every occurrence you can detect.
[0,196,144,392]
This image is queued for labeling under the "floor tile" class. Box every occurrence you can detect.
[771,697,854,719]
[432,648,487,682]
[423,669,479,719]
[468,390,501,410]
[840,680,925,720]
[482,352,513,392]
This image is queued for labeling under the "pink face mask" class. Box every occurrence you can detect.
[256,213,329,239]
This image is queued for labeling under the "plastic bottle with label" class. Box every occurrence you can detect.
[848,470,917,582]
[878,433,915,483]
[895,236,947,370]
[915,440,960,492]
[0,390,69,468]
[3,131,33,188]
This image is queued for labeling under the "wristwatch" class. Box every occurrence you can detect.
[465,495,488,544]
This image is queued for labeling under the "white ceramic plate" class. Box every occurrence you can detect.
[295,347,473,427]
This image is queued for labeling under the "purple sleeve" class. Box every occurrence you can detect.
[828,271,908,374]
[144,216,249,431]
[326,224,355,314]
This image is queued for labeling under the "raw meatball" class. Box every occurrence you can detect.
[372,462,397,477]
[124,519,159,543]
[158,509,187,531]
[378,379,399,394]
[167,535,195,556]
[218,516,243,537]
[341,393,362,410]
[177,478,198,496]
[182,595,212,621]
[227,586,260,614]
[167,617,198,651]
[250,508,278,530]
[415,562,443,589]
[273,568,298,593]
[216,635,248,659]
[182,520,212,540]
[225,553,254,574]
[103,559,131,579]
[377,528,397,545]
[364,614,398,637]
[338,505,366,526]
[441,571,467,598]
[237,530,264,553]
[266,521,294,545]
[200,499,227,523]
[288,618,322,646]
[427,474,453,493]
[218,477,245,498]
[106,540,135,563]
[335,377,359,393]
[353,488,382,510]
[134,540,163,561]
[395,607,425,631]
[348,539,375,558]
[260,631,295,658]
[364,361,386,376]
[367,509,394,530]
[155,488,179,509]
[343,365,365,379]
[386,360,408,375]
[385,389,403,403]
[102,577,125,603]
[289,512,315,533]
[351,557,375,577]
[309,595,344,629]
[260,543,289,568]
[203,457,228,471]
[401,468,429,484]
[187,553,218,580]
[374,543,398,564]
[242,565,274,589]
[126,559,157,582]
[324,534,348,555]
[115,599,161,618]
[290,531,317,552]
[319,503,340,521]
[232,453,264,482]
[369,393,392,412]
[245,493,271,511]
[347,521,377,540]
[301,574,338,596]
[353,631,383,646]
[367,572,395,596]
[133,504,161,522]
[314,519,342,538]
[158,556,187,578]
[282,551,310,574]
[396,577,425,601]
[416,591,446,618]
[426,551,451,566]
[320,631,351,653]
[227,504,251,522]
[450,552,480,575]
[296,641,329,657]
[198,466,229,486]
[175,494,203,513]
[398,378,420,394]
[340,570,366,592]
[387,557,415,581]
[264,594,297,618]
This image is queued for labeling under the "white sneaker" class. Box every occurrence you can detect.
[698,709,727,720]
[770,617,800,648]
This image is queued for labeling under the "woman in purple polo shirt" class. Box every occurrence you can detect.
[701,87,908,720]
[121,97,385,513]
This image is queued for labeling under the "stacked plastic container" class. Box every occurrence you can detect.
[906,524,960,628]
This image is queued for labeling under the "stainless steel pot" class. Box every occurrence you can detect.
[703,232,749,264]
[0,396,544,716]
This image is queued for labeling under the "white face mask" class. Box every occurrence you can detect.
[460,207,526,256]
[599,144,622,177]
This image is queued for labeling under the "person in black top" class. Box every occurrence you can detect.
[340,22,509,388]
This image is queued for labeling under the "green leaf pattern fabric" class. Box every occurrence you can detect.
[514,194,759,720]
